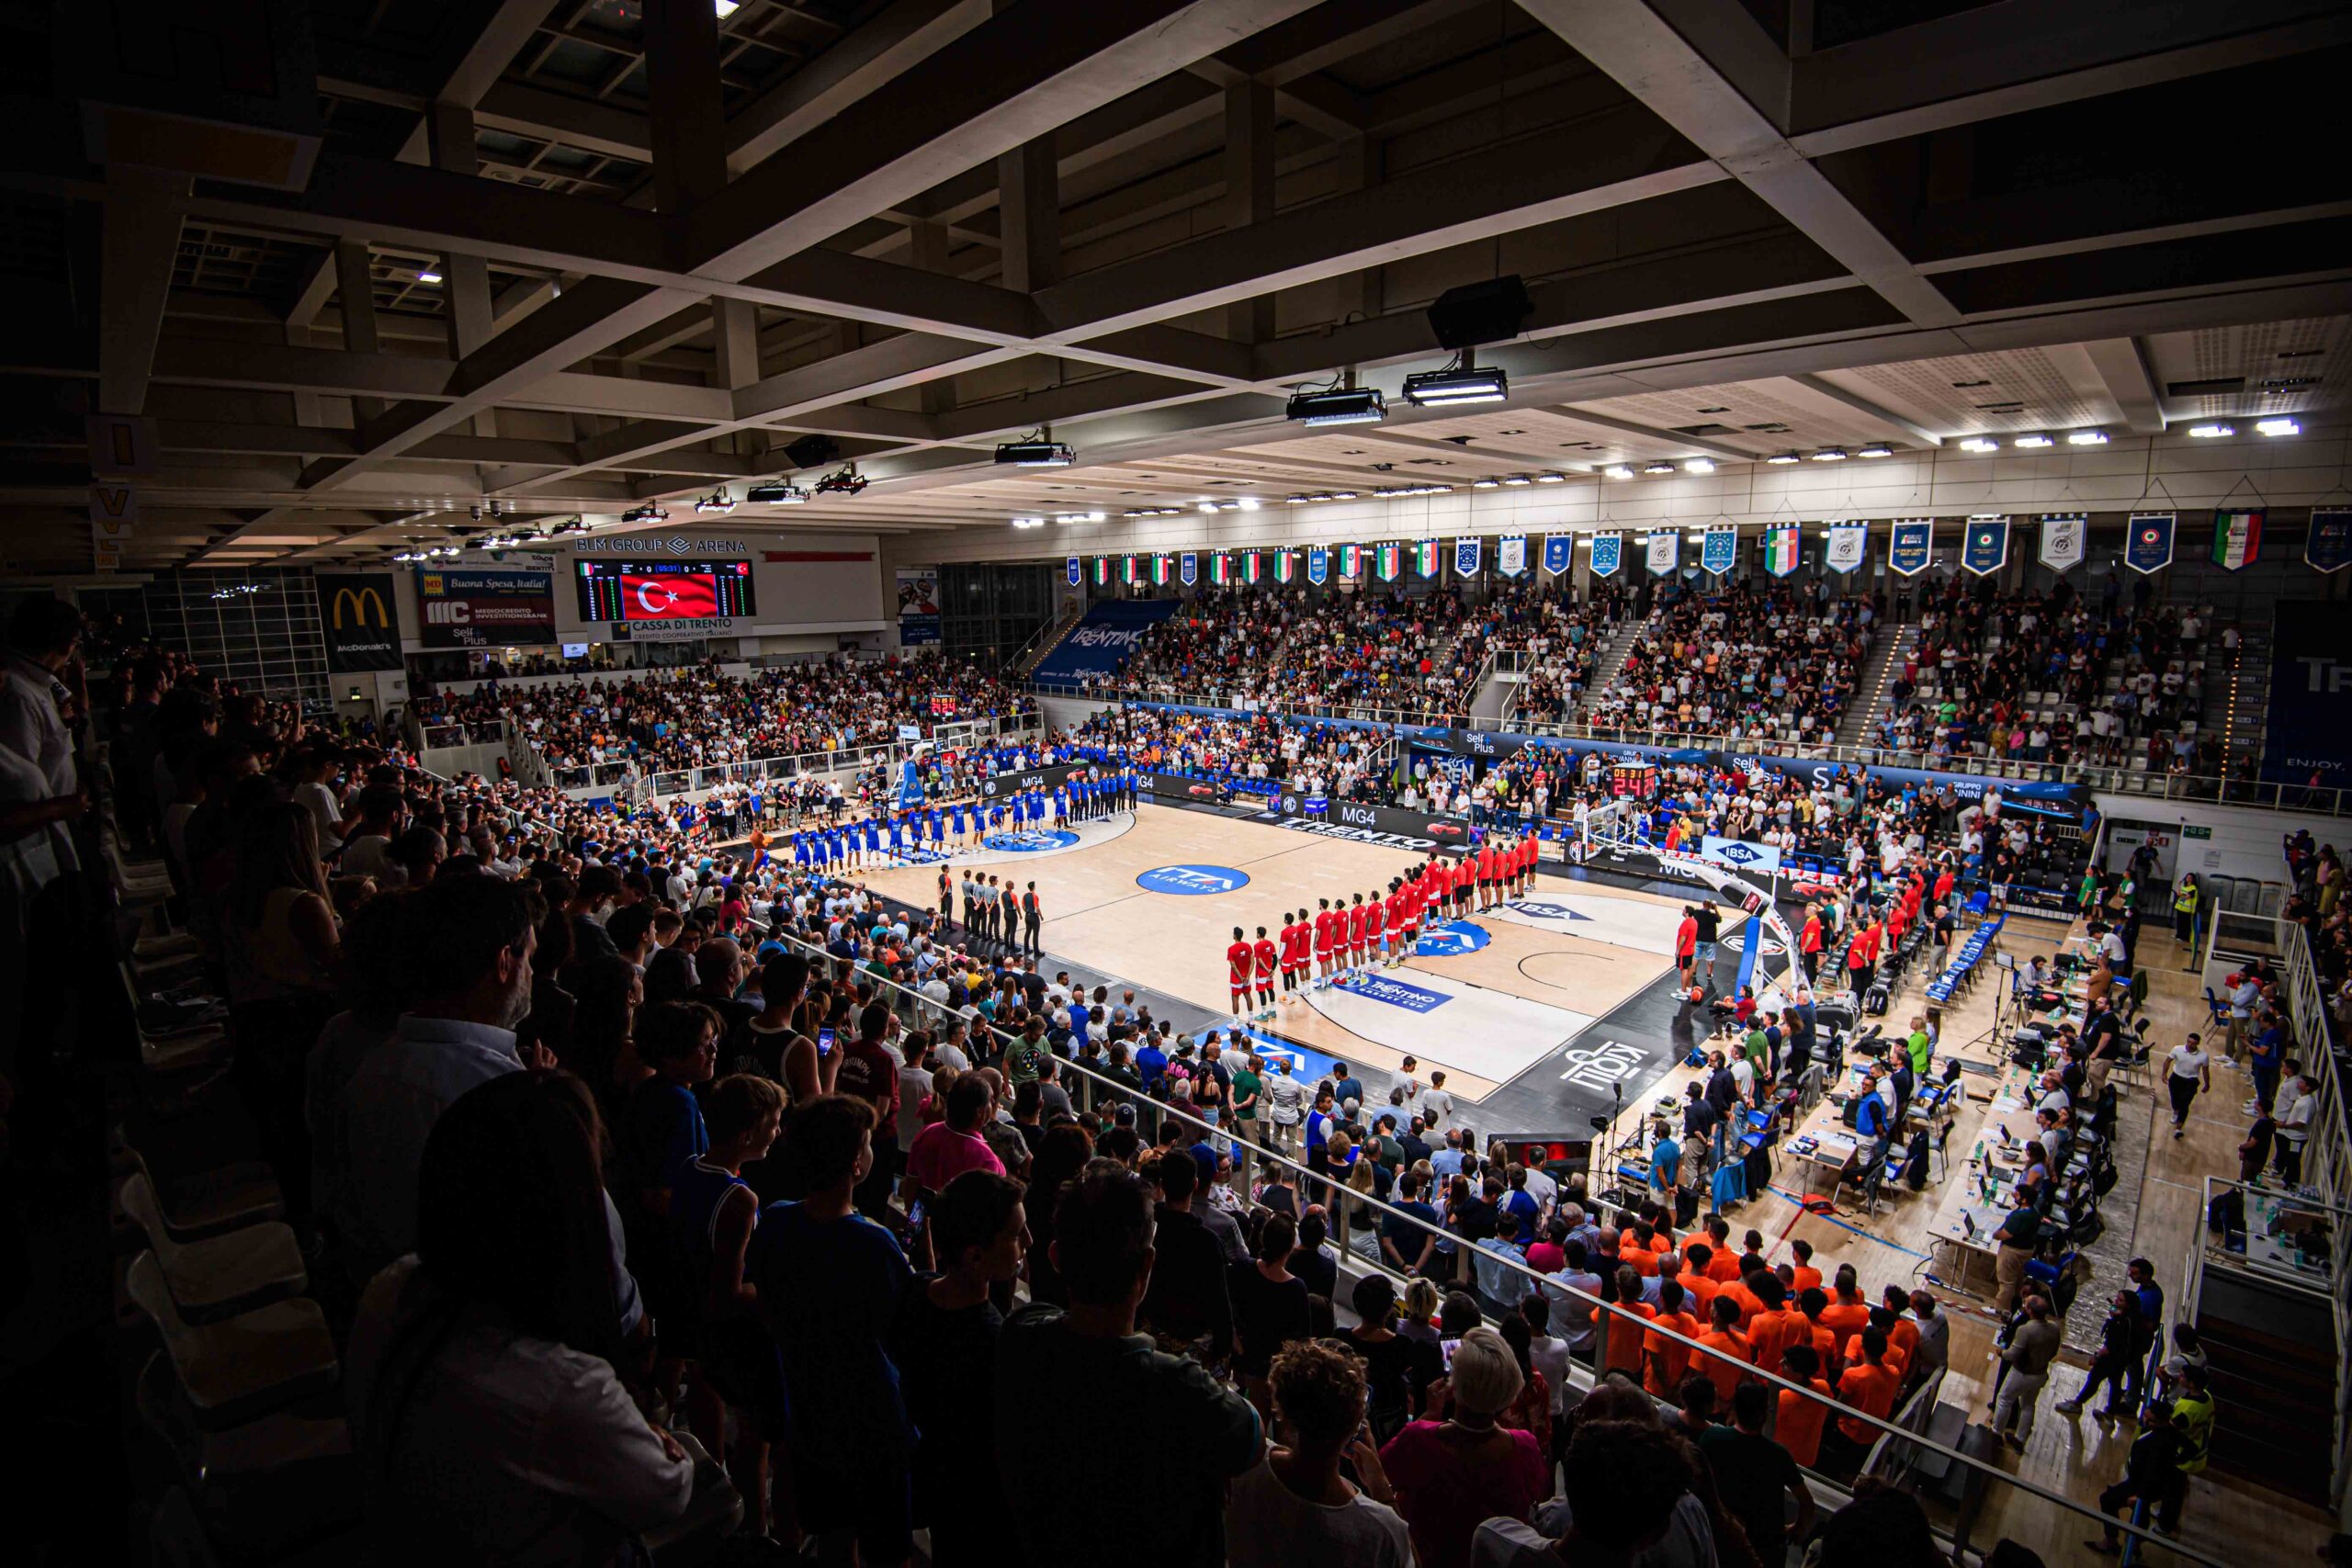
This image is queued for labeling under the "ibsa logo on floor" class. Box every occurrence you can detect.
[984,829,1079,853]
[1505,900,1595,924]
[1136,863,1250,896]
[1415,919,1491,957]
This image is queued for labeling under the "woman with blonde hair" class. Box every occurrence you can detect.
[1377,1325,1548,1568]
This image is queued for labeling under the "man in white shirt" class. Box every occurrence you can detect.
[1415,1072,1454,1133]
[2163,1033,2211,1138]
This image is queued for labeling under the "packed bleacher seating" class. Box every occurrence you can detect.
[1579,581,1873,749]
[1491,580,1628,726]
[1069,705,1392,803]
[1868,582,2207,774]
[413,656,1034,773]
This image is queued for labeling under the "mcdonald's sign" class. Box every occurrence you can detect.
[315,572,402,672]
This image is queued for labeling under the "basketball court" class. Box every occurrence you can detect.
[855,799,1698,1131]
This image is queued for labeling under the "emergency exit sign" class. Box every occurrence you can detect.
[2182,826,2211,839]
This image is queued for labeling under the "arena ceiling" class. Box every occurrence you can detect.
[1,0,2347,570]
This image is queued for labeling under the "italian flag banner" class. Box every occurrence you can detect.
[1409,539,1440,578]
[1374,542,1402,581]
[2211,508,2263,571]
[1091,556,1110,587]
[1240,548,1263,584]
[1209,551,1234,586]
[1273,549,1297,584]
[1150,553,1172,586]
[1120,555,1141,586]
[1763,524,1800,577]
[1338,543,1363,581]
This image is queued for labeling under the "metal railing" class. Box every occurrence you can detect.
[417,718,508,750]
[744,910,2222,1565]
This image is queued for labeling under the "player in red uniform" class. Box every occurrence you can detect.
[1351,892,1374,979]
[1227,926,1254,1027]
[1384,881,1409,967]
[1311,897,1337,988]
[1276,910,1303,999]
[1252,925,1279,1020]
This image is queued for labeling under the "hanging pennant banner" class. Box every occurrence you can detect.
[1763,524,1801,578]
[1273,548,1297,584]
[1338,543,1363,581]
[1825,523,1867,574]
[1589,532,1623,578]
[1374,541,1402,582]
[1645,531,1679,576]
[1091,556,1111,587]
[1542,534,1574,576]
[2211,508,2264,572]
[2309,509,2352,573]
[1453,536,1482,577]
[1151,553,1173,587]
[1209,551,1233,587]
[1887,519,1933,576]
[2125,512,2176,575]
[2038,513,2086,574]
[1066,556,1081,587]
[1496,535,1527,578]
[1121,554,1141,586]
[1700,525,1738,575]
[1306,545,1329,585]
[1961,515,2009,576]
[1179,551,1198,587]
[1410,539,1441,579]
[1241,548,1263,585]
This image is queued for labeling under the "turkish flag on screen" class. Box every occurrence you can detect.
[622,572,718,620]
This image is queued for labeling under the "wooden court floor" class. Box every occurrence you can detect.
[856,803,1686,1103]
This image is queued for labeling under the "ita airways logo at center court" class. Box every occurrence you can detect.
[1414,919,1491,957]
[984,829,1079,853]
[1135,863,1250,896]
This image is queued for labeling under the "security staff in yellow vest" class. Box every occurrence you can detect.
[2172,874,2199,942]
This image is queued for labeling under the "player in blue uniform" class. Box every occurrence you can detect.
[793,832,810,868]
[862,818,882,863]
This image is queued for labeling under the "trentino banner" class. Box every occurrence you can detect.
[1645,531,1679,576]
[1887,520,1932,576]
[1542,534,1575,577]
[2310,509,2352,574]
[2038,513,2086,573]
[1700,525,1738,576]
[316,573,401,671]
[1824,523,1867,574]
[1961,514,2009,576]
[1497,535,1527,578]
[2125,512,2176,574]
[2211,508,2264,572]
[1589,532,1623,578]
[2260,599,2352,787]
[1763,524,1801,578]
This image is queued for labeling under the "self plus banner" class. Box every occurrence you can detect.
[2260,599,2352,787]
[315,572,401,671]
[413,569,554,649]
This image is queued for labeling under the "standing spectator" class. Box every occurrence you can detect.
[2278,1070,2316,1183]
[751,1095,916,1566]
[1699,1382,1815,1559]
[345,1071,692,1559]
[996,1165,1262,1568]
[1139,1149,1236,1361]
[1381,1325,1549,1568]
[1992,1295,2062,1448]
[1471,1406,1709,1567]
[834,1000,904,1217]
[2164,1032,2211,1138]
[1227,1338,1413,1567]
[890,1168,1026,1566]
[1230,1213,1313,1412]
[2057,1291,2140,1419]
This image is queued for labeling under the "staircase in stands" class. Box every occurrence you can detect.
[1836,624,1917,748]
[2201,626,2270,772]
[1010,605,1084,682]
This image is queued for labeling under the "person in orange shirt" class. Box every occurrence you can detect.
[1705,1239,1743,1284]
[1818,1265,1872,1339]
[1675,1247,1722,1319]
[1685,1216,1732,1276]
[1795,1287,1846,1384]
[1788,1238,1823,1297]
[1774,1343,1837,1470]
[1744,1274,1800,1379]
[1880,1284,1923,1371]
[1829,1325,1901,1461]
[1622,1223,1661,1277]
[1719,1269,1765,1330]
[1601,1265,1655,1382]
[1644,1278,1701,1399]
[1844,1306,1911,1385]
[1694,1296,1754,1404]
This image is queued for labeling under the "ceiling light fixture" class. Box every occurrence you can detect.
[694,490,736,515]
[1642,460,1676,474]
[1532,471,1566,484]
[1500,473,1534,486]
[1765,451,1801,465]
[2187,423,2234,438]
[1810,448,1849,462]
[1401,348,1508,407]
[1285,386,1387,427]
[2012,433,2053,449]
[2256,416,2301,437]
[714,0,741,17]
[2065,430,2109,446]
[811,464,869,495]
[416,269,442,284]
[620,503,669,524]
[745,482,808,505]
[1959,436,1999,453]
[1601,464,1634,479]
[1682,458,1715,475]
[1010,517,1045,529]
[995,435,1075,468]
[1856,443,1894,458]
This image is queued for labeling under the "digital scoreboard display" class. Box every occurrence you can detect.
[575,559,756,623]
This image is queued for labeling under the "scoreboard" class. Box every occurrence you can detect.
[575,559,756,623]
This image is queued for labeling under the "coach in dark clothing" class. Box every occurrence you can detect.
[1137,1148,1233,1360]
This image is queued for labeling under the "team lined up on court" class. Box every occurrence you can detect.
[783,765,1138,873]
[1226,831,1542,1026]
